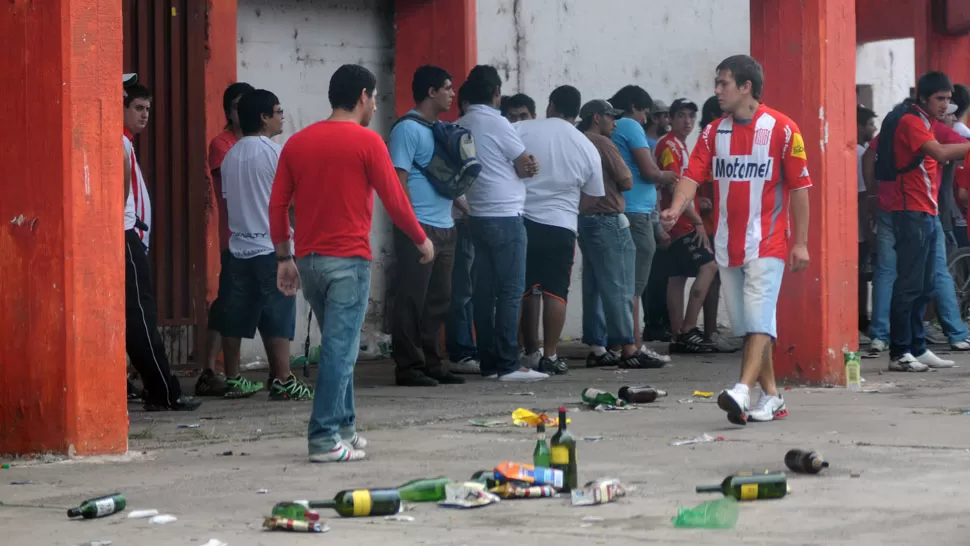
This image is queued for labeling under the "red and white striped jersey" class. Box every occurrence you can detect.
[123,131,152,249]
[683,104,811,267]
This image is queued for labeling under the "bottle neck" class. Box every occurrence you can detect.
[537,433,546,441]
[308,499,336,509]
[558,414,567,431]
[695,484,721,493]
[67,508,81,518]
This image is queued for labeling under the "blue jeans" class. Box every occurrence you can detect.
[578,215,636,346]
[870,211,968,344]
[297,255,371,454]
[446,220,478,361]
[889,212,936,359]
[468,216,526,376]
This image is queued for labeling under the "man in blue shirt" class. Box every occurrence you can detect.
[389,65,464,387]
[608,86,677,365]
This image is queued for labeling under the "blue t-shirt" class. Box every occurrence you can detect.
[388,111,454,228]
[612,117,656,214]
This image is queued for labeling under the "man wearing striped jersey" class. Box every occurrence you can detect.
[661,55,811,425]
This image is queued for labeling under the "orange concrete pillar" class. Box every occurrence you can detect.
[0,0,127,454]
[915,0,970,86]
[750,0,858,384]
[394,0,477,121]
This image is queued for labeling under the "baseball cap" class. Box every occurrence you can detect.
[651,100,670,115]
[123,73,138,86]
[670,98,699,114]
[947,102,958,115]
[580,99,624,120]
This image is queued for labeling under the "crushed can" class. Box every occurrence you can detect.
[570,478,626,506]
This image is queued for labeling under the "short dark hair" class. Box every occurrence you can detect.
[464,65,502,105]
[915,71,953,104]
[506,93,536,116]
[458,82,470,116]
[608,85,652,116]
[857,105,876,127]
[124,84,152,108]
[953,84,970,118]
[700,95,723,128]
[329,64,377,111]
[549,86,581,119]
[716,55,764,100]
[238,89,280,134]
[223,82,255,124]
[412,65,452,103]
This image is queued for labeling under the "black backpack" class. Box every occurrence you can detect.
[874,99,926,182]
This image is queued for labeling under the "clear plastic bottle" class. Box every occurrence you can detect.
[844,349,862,392]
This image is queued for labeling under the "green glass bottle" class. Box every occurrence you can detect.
[696,471,788,500]
[549,407,578,491]
[309,488,401,517]
[581,388,625,407]
[469,470,504,489]
[67,493,127,519]
[533,423,551,468]
[396,477,450,502]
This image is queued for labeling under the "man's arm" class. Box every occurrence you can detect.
[790,188,810,248]
[513,152,538,179]
[632,147,678,184]
[269,149,296,257]
[368,141,427,246]
[396,169,412,200]
[920,140,970,163]
[453,196,470,216]
[668,177,701,216]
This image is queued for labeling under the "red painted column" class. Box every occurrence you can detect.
[0,0,127,454]
[394,0,477,121]
[915,0,970,86]
[750,0,858,384]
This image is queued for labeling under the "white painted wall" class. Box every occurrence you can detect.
[856,39,916,118]
[478,0,751,339]
[236,0,395,360]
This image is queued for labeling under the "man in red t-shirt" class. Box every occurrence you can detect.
[656,98,718,353]
[662,55,811,426]
[196,82,255,398]
[886,72,970,372]
[268,64,432,463]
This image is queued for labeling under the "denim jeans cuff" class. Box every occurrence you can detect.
[582,336,608,347]
[338,426,357,440]
[308,433,342,454]
[607,336,635,346]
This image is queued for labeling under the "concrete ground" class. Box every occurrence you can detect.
[4,343,970,545]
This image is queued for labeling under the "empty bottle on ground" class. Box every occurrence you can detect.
[67,493,127,519]
[533,423,551,468]
[396,477,450,502]
[309,489,401,517]
[784,449,830,474]
[550,407,578,491]
[581,388,625,407]
[696,471,788,500]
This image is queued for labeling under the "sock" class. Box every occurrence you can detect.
[592,346,607,356]
[733,383,750,395]
[546,354,557,361]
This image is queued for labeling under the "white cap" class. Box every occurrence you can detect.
[123,73,138,86]
[947,102,958,115]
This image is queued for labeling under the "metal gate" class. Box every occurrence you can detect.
[123,0,208,366]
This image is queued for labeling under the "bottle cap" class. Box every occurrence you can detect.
[558,407,567,413]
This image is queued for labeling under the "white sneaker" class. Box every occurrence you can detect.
[639,345,672,363]
[717,387,750,426]
[888,352,929,372]
[748,395,788,422]
[309,442,366,463]
[916,349,954,368]
[869,338,888,353]
[498,368,549,382]
[520,350,543,369]
[450,357,481,374]
[951,339,970,351]
[484,374,499,380]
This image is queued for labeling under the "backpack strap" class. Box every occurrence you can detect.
[389,113,437,175]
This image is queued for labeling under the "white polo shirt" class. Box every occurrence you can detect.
[222,135,291,258]
[516,117,604,232]
[456,104,527,217]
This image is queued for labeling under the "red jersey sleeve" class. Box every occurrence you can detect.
[683,123,715,184]
[656,138,682,174]
[933,121,967,145]
[269,145,295,246]
[208,134,232,173]
[365,134,427,245]
[781,120,812,190]
[897,115,935,155]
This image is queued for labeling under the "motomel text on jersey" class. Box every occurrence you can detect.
[714,156,774,180]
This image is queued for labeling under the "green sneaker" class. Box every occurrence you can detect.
[269,374,314,401]
[224,375,264,399]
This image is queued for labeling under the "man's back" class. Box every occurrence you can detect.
[222,135,282,258]
[457,104,526,217]
[517,118,603,231]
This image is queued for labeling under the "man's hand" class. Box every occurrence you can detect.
[525,154,540,177]
[660,207,680,232]
[694,225,712,252]
[789,243,810,273]
[660,171,679,185]
[416,237,435,264]
[277,259,301,296]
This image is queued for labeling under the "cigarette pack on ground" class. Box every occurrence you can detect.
[439,482,501,508]
[570,478,626,506]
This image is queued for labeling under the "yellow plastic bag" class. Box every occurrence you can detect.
[511,408,570,427]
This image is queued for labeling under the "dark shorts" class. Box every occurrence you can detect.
[668,232,715,278]
[207,250,232,332]
[524,218,576,301]
[219,253,296,340]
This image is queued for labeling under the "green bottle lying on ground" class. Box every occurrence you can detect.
[396,477,450,502]
[696,471,788,500]
[67,493,126,519]
[309,488,401,517]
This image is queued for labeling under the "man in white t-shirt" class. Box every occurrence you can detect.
[220,89,311,401]
[456,65,548,382]
[516,86,605,374]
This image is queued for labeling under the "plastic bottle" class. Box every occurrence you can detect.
[672,497,739,528]
[67,493,127,519]
[844,350,862,392]
[784,449,830,474]
[396,477,450,502]
[533,423,551,468]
